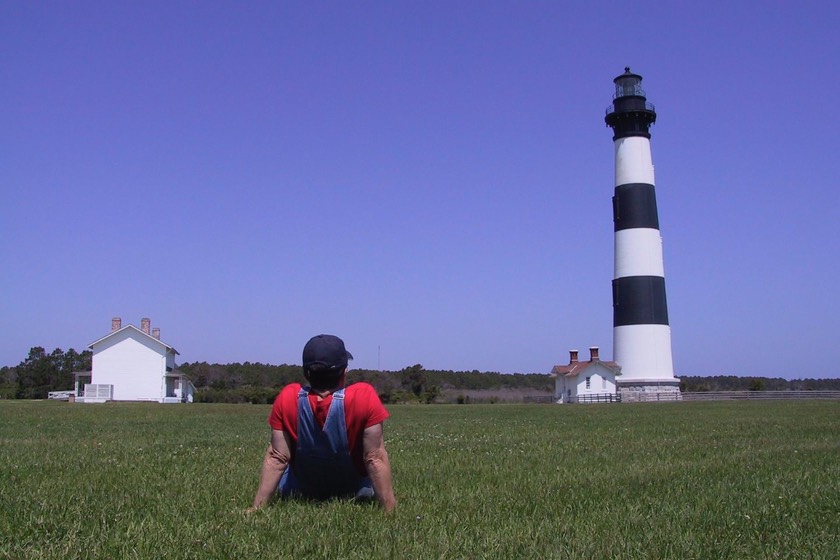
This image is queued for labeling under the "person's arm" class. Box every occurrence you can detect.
[248,429,292,512]
[362,422,396,513]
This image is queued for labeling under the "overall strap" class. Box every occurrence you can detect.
[296,386,317,447]
[321,388,350,453]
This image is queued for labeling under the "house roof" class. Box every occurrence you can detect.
[88,324,180,355]
[550,359,621,378]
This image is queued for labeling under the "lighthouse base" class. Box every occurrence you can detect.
[617,379,682,403]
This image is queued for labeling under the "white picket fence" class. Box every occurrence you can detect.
[524,390,840,404]
[680,390,840,401]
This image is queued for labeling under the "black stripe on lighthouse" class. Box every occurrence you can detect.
[613,183,659,231]
[613,276,669,326]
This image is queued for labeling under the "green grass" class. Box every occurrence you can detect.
[0,400,838,559]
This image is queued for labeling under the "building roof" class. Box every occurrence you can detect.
[550,359,621,378]
[88,324,179,355]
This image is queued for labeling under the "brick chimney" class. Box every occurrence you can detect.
[569,350,579,364]
[111,317,122,332]
[589,347,600,361]
[141,318,151,335]
[152,327,160,340]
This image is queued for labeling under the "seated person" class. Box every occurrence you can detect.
[249,334,396,513]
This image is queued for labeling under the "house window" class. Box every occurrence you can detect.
[585,377,591,389]
[602,377,607,390]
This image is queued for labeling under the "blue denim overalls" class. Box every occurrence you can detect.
[278,387,373,500]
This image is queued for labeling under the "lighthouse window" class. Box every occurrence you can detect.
[615,77,641,97]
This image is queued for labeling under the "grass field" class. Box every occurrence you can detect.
[0,400,837,559]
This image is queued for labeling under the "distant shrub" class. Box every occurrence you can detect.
[0,383,16,400]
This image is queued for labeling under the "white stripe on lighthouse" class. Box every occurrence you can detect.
[614,229,664,278]
[613,325,674,380]
[615,137,654,185]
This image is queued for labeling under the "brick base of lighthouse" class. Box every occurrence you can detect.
[617,379,682,403]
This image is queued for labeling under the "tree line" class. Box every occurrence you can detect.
[0,347,91,399]
[679,375,840,392]
[178,361,553,404]
[2,346,840,402]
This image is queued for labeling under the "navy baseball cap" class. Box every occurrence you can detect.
[302,334,353,372]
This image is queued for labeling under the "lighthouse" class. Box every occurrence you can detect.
[605,68,680,400]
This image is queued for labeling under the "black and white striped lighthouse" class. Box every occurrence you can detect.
[605,68,679,396]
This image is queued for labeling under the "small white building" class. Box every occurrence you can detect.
[551,347,621,403]
[75,317,195,403]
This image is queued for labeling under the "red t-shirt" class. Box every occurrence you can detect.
[268,382,389,475]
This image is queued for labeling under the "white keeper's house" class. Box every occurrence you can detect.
[551,347,621,403]
[74,317,195,403]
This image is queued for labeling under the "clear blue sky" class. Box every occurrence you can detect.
[2,2,838,378]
